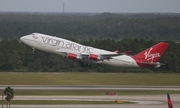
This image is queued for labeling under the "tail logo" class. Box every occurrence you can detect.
[144,47,160,62]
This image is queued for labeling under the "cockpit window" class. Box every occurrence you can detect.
[32,33,38,39]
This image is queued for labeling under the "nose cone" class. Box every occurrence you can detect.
[20,35,29,41]
[20,34,33,45]
[20,33,39,48]
[20,36,27,44]
[20,36,25,42]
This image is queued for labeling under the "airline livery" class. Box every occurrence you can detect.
[167,93,173,108]
[20,33,169,68]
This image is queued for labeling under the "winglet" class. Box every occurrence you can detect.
[167,93,173,108]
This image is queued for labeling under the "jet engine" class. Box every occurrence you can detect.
[154,62,161,68]
[89,54,100,60]
[67,53,80,59]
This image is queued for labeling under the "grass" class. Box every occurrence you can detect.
[0,72,179,105]
[0,72,180,96]
[0,100,134,105]
[1,90,180,95]
[0,72,180,86]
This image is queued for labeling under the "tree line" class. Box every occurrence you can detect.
[0,12,180,41]
[0,12,180,72]
[0,38,179,72]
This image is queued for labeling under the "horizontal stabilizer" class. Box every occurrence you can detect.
[140,62,164,66]
[140,62,164,68]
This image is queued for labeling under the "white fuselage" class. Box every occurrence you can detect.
[20,33,139,67]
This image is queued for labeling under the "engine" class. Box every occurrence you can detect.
[67,53,80,59]
[154,62,161,68]
[89,54,100,60]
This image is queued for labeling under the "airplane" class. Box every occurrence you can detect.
[167,93,173,108]
[20,33,169,68]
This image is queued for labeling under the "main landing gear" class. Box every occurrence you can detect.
[32,48,35,54]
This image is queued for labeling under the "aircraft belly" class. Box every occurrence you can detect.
[102,56,139,67]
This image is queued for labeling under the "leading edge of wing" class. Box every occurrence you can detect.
[81,53,119,60]
[55,49,119,60]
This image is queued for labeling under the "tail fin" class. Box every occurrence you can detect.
[132,42,169,63]
[167,93,173,108]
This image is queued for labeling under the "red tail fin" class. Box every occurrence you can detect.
[132,42,169,63]
[167,93,173,108]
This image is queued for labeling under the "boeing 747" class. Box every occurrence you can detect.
[20,33,169,68]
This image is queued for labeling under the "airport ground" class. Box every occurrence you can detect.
[0,72,180,108]
[10,94,180,108]
[1,87,180,108]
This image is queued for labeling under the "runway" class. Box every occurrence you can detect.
[1,85,180,108]
[0,85,180,90]
[10,95,180,108]
[9,104,176,108]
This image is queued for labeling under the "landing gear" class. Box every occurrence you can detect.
[32,48,35,54]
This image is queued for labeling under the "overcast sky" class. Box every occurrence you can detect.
[0,0,180,13]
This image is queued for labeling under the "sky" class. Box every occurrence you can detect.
[0,0,180,13]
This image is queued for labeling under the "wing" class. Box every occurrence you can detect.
[81,53,119,60]
[55,49,119,60]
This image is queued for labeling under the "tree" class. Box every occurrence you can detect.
[3,87,14,108]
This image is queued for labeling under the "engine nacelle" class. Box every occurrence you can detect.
[89,54,100,60]
[154,62,161,68]
[67,53,80,59]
